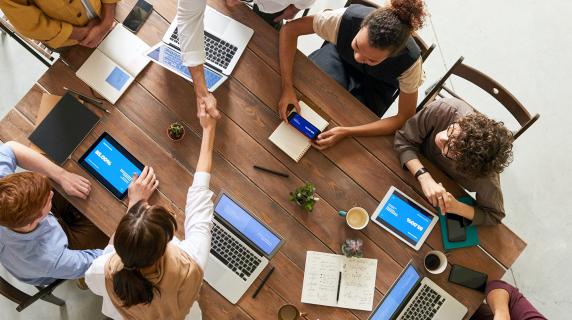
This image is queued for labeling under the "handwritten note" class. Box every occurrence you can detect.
[301,251,377,311]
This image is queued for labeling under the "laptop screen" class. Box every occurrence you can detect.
[215,194,282,256]
[369,264,421,320]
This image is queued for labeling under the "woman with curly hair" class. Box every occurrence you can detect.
[394,97,514,225]
[278,0,427,149]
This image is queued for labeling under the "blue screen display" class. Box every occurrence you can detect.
[370,265,421,320]
[147,44,223,90]
[288,112,320,139]
[83,137,142,194]
[215,195,281,255]
[376,192,433,245]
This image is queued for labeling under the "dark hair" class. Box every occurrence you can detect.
[112,201,177,308]
[0,172,51,229]
[449,113,514,178]
[361,0,427,52]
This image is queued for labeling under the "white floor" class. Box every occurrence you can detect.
[0,0,570,318]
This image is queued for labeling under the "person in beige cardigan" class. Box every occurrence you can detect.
[85,111,217,320]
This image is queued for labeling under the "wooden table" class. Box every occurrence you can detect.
[0,1,526,318]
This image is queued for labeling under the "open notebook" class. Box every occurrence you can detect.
[76,24,150,104]
[301,251,377,311]
[269,101,329,162]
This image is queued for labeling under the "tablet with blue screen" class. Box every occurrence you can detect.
[79,132,144,200]
[371,186,438,251]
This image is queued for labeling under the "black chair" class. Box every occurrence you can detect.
[0,275,66,312]
[419,56,539,140]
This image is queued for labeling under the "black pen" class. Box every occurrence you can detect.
[252,266,274,299]
[253,165,289,178]
[336,271,342,302]
[63,86,110,114]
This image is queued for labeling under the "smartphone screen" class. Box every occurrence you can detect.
[287,111,321,140]
[449,264,488,292]
[446,214,466,242]
[123,0,153,33]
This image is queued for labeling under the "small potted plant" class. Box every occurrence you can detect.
[289,182,319,212]
[341,239,364,258]
[167,122,185,141]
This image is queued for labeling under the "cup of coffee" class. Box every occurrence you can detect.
[424,250,447,274]
[278,304,301,320]
[338,207,369,230]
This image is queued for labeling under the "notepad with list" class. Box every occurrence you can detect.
[301,251,377,311]
[269,101,329,162]
[76,24,150,104]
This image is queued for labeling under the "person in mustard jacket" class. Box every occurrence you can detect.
[0,0,118,48]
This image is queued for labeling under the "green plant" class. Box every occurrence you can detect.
[167,122,185,140]
[289,182,319,212]
[341,239,364,258]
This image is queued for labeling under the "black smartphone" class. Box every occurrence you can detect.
[449,264,488,292]
[123,0,153,33]
[287,111,321,140]
[446,213,467,242]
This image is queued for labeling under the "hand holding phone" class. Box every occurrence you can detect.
[287,111,321,140]
[448,264,488,292]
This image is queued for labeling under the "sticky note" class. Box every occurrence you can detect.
[105,67,130,91]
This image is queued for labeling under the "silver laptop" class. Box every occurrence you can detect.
[368,262,467,320]
[163,6,254,75]
[205,193,284,304]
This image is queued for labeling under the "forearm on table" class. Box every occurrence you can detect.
[196,128,216,173]
[5,141,67,183]
[344,114,412,138]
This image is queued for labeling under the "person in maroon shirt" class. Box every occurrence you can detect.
[471,280,547,320]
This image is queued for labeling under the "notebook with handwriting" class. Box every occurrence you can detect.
[269,102,328,162]
[301,251,377,311]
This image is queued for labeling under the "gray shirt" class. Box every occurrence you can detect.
[0,144,102,286]
[394,98,505,225]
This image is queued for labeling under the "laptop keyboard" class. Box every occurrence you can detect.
[211,223,262,281]
[400,284,445,320]
[169,28,238,70]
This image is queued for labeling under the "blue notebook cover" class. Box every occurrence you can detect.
[439,196,479,251]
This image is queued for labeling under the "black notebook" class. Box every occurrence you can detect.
[29,92,100,164]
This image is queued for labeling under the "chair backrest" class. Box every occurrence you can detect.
[0,275,65,311]
[419,56,539,140]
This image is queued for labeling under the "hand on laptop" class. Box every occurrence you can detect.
[58,170,92,199]
[278,86,300,121]
[128,166,159,208]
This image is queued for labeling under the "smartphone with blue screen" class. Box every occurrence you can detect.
[287,111,321,140]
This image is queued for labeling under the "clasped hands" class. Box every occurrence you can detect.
[417,174,463,215]
[70,18,114,48]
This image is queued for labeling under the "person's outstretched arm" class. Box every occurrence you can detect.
[180,114,217,270]
[177,0,221,120]
[5,141,91,199]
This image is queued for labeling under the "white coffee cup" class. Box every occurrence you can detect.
[424,250,447,275]
[338,207,369,230]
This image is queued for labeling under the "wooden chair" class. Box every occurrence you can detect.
[0,276,66,312]
[418,56,540,140]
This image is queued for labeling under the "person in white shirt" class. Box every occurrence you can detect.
[176,0,221,122]
[85,112,218,320]
[226,0,315,28]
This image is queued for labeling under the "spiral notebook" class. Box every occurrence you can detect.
[269,102,329,162]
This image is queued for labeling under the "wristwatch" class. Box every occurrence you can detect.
[414,167,429,179]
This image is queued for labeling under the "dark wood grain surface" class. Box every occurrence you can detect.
[0,1,526,318]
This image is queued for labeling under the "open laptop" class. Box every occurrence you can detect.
[151,6,254,91]
[205,193,284,304]
[368,262,467,320]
